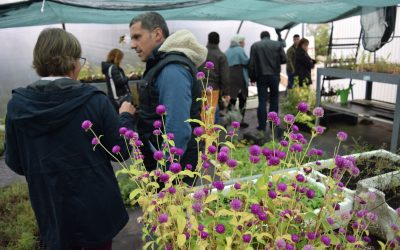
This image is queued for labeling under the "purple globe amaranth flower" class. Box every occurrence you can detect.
[153,129,161,136]
[274,150,287,159]
[262,147,272,157]
[168,186,176,194]
[153,120,162,129]
[284,114,295,124]
[207,145,217,154]
[206,86,213,94]
[303,245,314,250]
[346,235,356,243]
[124,130,135,139]
[366,212,378,222]
[306,232,317,240]
[297,102,309,113]
[275,238,286,249]
[296,174,305,182]
[192,202,202,213]
[81,120,92,130]
[220,146,230,154]
[312,107,324,118]
[217,151,229,163]
[249,144,262,156]
[290,143,302,153]
[119,127,127,135]
[268,190,277,199]
[306,189,315,199]
[280,140,289,147]
[234,182,241,189]
[205,61,214,70]
[286,244,295,250]
[349,166,360,177]
[291,234,300,243]
[193,189,206,200]
[277,183,287,192]
[196,71,205,80]
[201,153,208,161]
[91,137,99,145]
[166,132,174,140]
[185,164,193,170]
[242,234,252,243]
[202,161,210,169]
[258,211,268,221]
[175,148,184,156]
[134,140,143,147]
[230,198,242,211]
[155,104,166,115]
[396,207,400,216]
[193,126,204,137]
[227,159,238,168]
[215,224,225,234]
[249,155,260,164]
[112,145,121,154]
[212,181,225,191]
[337,131,348,141]
[267,111,280,126]
[166,245,172,250]
[169,163,182,173]
[363,236,372,243]
[292,124,299,132]
[314,125,325,135]
[250,204,262,214]
[158,213,168,223]
[184,231,190,239]
[267,156,280,166]
[198,224,205,231]
[231,121,240,129]
[327,217,334,225]
[153,150,164,161]
[200,231,209,239]
[159,173,170,183]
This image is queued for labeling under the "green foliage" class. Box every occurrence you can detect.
[117,172,139,206]
[0,182,39,249]
[0,129,4,156]
[307,23,330,57]
[282,83,316,128]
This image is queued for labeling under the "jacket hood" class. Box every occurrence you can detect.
[7,79,102,137]
[159,29,207,68]
[101,61,113,75]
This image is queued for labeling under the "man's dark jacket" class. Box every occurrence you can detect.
[5,78,134,249]
[249,37,287,81]
[204,43,230,95]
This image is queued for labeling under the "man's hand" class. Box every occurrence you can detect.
[119,101,136,115]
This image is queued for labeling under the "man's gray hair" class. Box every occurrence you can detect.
[231,34,245,44]
[130,12,169,38]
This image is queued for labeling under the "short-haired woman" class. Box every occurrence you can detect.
[101,48,132,110]
[5,28,135,250]
[294,38,316,87]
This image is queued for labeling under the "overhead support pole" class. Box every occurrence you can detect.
[62,23,66,30]
[236,20,244,34]
[284,28,291,40]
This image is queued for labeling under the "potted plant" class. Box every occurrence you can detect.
[82,64,399,249]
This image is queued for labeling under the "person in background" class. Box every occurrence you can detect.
[286,34,300,89]
[249,31,287,134]
[225,34,250,128]
[294,38,316,87]
[129,12,207,183]
[101,48,134,111]
[203,31,230,126]
[5,28,135,250]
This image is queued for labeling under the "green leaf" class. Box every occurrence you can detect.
[185,118,205,127]
[304,212,317,220]
[143,241,154,250]
[225,236,232,250]
[221,141,236,150]
[204,193,218,204]
[216,209,234,217]
[176,214,186,234]
[177,233,186,248]
[129,188,143,200]
[213,124,227,133]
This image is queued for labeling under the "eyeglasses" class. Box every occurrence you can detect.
[79,57,86,67]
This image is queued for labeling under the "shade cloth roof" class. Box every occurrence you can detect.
[0,0,399,29]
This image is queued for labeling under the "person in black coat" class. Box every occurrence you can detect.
[101,48,134,110]
[294,38,316,87]
[5,28,136,250]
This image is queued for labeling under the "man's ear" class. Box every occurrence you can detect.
[153,27,165,43]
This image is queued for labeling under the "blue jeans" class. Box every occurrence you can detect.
[287,72,294,89]
[256,75,280,131]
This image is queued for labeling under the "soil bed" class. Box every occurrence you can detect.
[320,156,400,190]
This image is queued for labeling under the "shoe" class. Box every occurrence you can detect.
[240,122,249,128]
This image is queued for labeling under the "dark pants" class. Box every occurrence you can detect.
[71,241,112,250]
[256,75,280,131]
[287,72,294,89]
[229,91,247,120]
